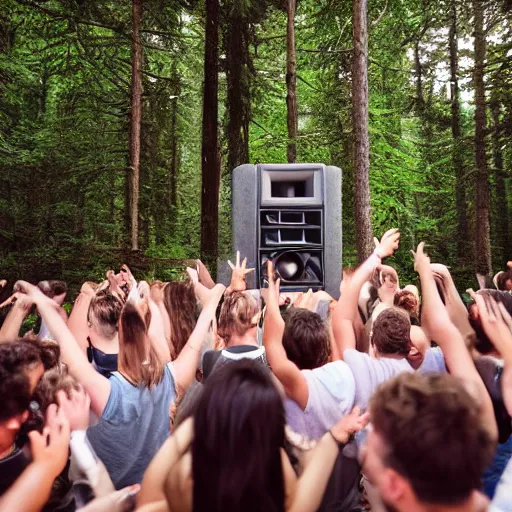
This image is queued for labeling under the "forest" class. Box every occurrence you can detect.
[0,0,511,291]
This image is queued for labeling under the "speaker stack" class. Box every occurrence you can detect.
[229,163,342,299]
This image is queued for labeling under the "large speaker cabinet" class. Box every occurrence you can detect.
[230,163,342,299]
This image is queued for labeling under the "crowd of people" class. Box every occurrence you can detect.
[0,231,511,512]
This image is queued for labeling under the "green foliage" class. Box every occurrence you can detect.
[0,0,510,294]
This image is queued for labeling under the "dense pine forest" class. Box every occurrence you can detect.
[0,0,511,291]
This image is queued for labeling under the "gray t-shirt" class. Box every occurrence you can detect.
[285,360,356,440]
[86,364,176,489]
[343,349,414,410]
[418,347,447,373]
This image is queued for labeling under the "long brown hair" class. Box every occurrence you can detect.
[163,281,197,357]
[118,301,164,388]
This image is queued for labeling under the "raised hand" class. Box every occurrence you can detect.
[294,288,318,312]
[373,228,400,259]
[57,386,91,432]
[227,251,255,294]
[410,242,431,273]
[330,406,370,445]
[28,404,71,478]
[467,290,512,352]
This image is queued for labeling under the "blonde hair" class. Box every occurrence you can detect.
[217,292,260,344]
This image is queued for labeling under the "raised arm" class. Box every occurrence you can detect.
[288,406,369,512]
[412,244,497,442]
[332,229,400,359]
[430,263,475,343]
[468,293,512,417]
[262,260,309,410]
[171,284,225,396]
[15,281,111,417]
[0,295,32,342]
[67,283,96,353]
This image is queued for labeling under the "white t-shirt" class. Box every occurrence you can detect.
[343,349,414,411]
[285,360,356,440]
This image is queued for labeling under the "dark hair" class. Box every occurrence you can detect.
[282,308,330,370]
[371,307,411,356]
[496,271,512,291]
[0,343,33,421]
[87,291,123,339]
[192,360,285,512]
[164,281,197,357]
[370,372,495,505]
[37,280,67,298]
[22,335,61,370]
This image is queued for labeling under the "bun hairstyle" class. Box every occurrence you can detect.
[217,292,260,345]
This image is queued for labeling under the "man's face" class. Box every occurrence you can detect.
[0,411,29,454]
[361,429,406,510]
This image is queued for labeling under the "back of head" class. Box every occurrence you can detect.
[38,280,67,299]
[88,291,123,340]
[495,270,512,291]
[394,290,419,321]
[371,307,411,357]
[217,292,259,345]
[0,343,33,423]
[369,372,495,505]
[119,301,163,389]
[163,281,197,356]
[192,359,285,512]
[282,308,330,370]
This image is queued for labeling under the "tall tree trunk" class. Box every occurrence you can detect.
[473,0,492,274]
[226,9,250,172]
[352,0,373,261]
[286,0,298,163]
[129,0,143,251]
[169,94,179,236]
[490,97,510,264]
[449,0,470,266]
[200,0,220,266]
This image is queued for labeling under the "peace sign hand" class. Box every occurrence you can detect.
[227,251,255,294]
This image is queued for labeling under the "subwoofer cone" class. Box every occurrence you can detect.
[273,251,305,281]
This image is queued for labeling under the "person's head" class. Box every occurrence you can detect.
[394,290,419,320]
[21,367,80,436]
[0,339,58,451]
[87,291,123,341]
[282,308,330,370]
[38,280,67,305]
[371,307,411,357]
[191,359,285,512]
[495,271,512,291]
[362,373,495,511]
[118,300,164,388]
[163,281,197,356]
[217,292,260,347]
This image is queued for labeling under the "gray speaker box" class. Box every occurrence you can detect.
[221,163,342,299]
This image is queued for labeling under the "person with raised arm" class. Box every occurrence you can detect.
[262,259,355,436]
[332,229,414,410]
[411,243,498,442]
[0,404,71,512]
[137,359,369,512]
[10,279,225,488]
